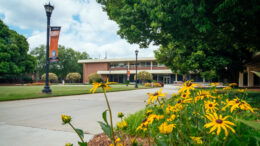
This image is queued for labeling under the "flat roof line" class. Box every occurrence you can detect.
[78,57,156,63]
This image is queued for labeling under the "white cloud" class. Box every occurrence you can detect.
[0,0,158,59]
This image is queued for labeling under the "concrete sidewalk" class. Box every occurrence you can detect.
[0,86,178,146]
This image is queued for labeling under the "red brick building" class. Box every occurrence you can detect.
[78,57,187,84]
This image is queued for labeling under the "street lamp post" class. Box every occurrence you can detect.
[42,2,54,93]
[135,50,139,88]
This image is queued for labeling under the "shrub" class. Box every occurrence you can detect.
[41,73,58,83]
[134,71,153,83]
[144,83,151,87]
[144,82,162,87]
[66,72,81,83]
[88,73,102,83]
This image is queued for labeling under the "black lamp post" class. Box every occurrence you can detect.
[42,2,54,93]
[135,49,139,88]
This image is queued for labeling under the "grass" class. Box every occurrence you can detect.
[123,109,145,136]
[0,84,148,101]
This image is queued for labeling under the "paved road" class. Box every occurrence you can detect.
[0,85,179,146]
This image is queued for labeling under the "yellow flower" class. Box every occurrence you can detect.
[229,83,237,87]
[204,113,235,136]
[89,79,116,93]
[178,80,200,94]
[61,114,71,124]
[226,98,254,113]
[145,109,153,115]
[117,120,128,129]
[210,82,220,87]
[237,89,245,93]
[167,114,176,122]
[223,86,232,91]
[136,114,164,132]
[195,90,212,102]
[117,112,124,118]
[177,98,192,104]
[159,122,176,134]
[65,143,73,146]
[190,136,203,144]
[204,100,219,113]
[181,92,190,99]
[146,88,167,104]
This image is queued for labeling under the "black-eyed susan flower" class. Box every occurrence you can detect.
[223,86,232,91]
[178,80,200,94]
[204,100,219,113]
[145,109,153,115]
[117,112,124,118]
[204,113,235,136]
[146,88,167,104]
[237,89,245,93]
[190,136,203,144]
[61,114,71,124]
[210,82,220,87]
[229,83,237,87]
[181,92,190,99]
[117,120,128,129]
[226,98,254,113]
[89,79,116,93]
[159,122,176,134]
[65,143,73,146]
[167,114,176,122]
[136,114,164,132]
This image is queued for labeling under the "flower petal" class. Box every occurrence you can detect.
[216,125,221,136]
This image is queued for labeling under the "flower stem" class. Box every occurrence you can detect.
[103,89,115,145]
[69,122,84,143]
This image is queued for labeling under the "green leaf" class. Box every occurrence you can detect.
[102,110,109,125]
[98,121,112,139]
[237,119,260,130]
[75,128,84,139]
[78,141,88,146]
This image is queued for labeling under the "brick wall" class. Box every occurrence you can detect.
[83,63,109,83]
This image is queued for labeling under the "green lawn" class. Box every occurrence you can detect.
[0,84,148,101]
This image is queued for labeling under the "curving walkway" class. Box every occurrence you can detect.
[0,85,179,146]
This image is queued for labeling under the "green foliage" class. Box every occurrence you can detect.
[134,71,152,83]
[0,19,36,79]
[252,71,260,78]
[30,45,89,80]
[88,73,102,83]
[41,72,58,83]
[66,72,81,83]
[97,0,260,81]
[123,110,145,136]
[237,119,260,131]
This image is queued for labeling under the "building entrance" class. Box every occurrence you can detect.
[163,76,171,84]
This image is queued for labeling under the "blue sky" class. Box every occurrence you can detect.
[0,0,158,59]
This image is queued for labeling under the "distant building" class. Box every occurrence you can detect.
[78,57,197,84]
[238,53,260,87]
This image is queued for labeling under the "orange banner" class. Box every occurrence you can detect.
[49,26,61,63]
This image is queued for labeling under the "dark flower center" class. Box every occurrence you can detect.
[187,82,192,87]
[183,94,186,97]
[216,119,223,124]
[200,94,206,96]
[154,92,159,96]
[209,104,213,107]
[178,100,182,103]
[236,100,239,103]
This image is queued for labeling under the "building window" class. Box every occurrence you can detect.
[153,62,158,67]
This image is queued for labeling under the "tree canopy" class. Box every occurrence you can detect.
[0,19,36,77]
[97,0,260,81]
[30,45,90,80]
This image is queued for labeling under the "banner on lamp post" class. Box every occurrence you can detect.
[49,26,61,63]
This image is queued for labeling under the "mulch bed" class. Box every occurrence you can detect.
[88,133,153,146]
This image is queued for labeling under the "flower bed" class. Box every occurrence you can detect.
[61,80,260,146]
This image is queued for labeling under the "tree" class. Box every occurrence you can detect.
[134,71,152,83]
[30,45,90,80]
[88,73,102,83]
[97,0,260,81]
[0,19,36,82]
